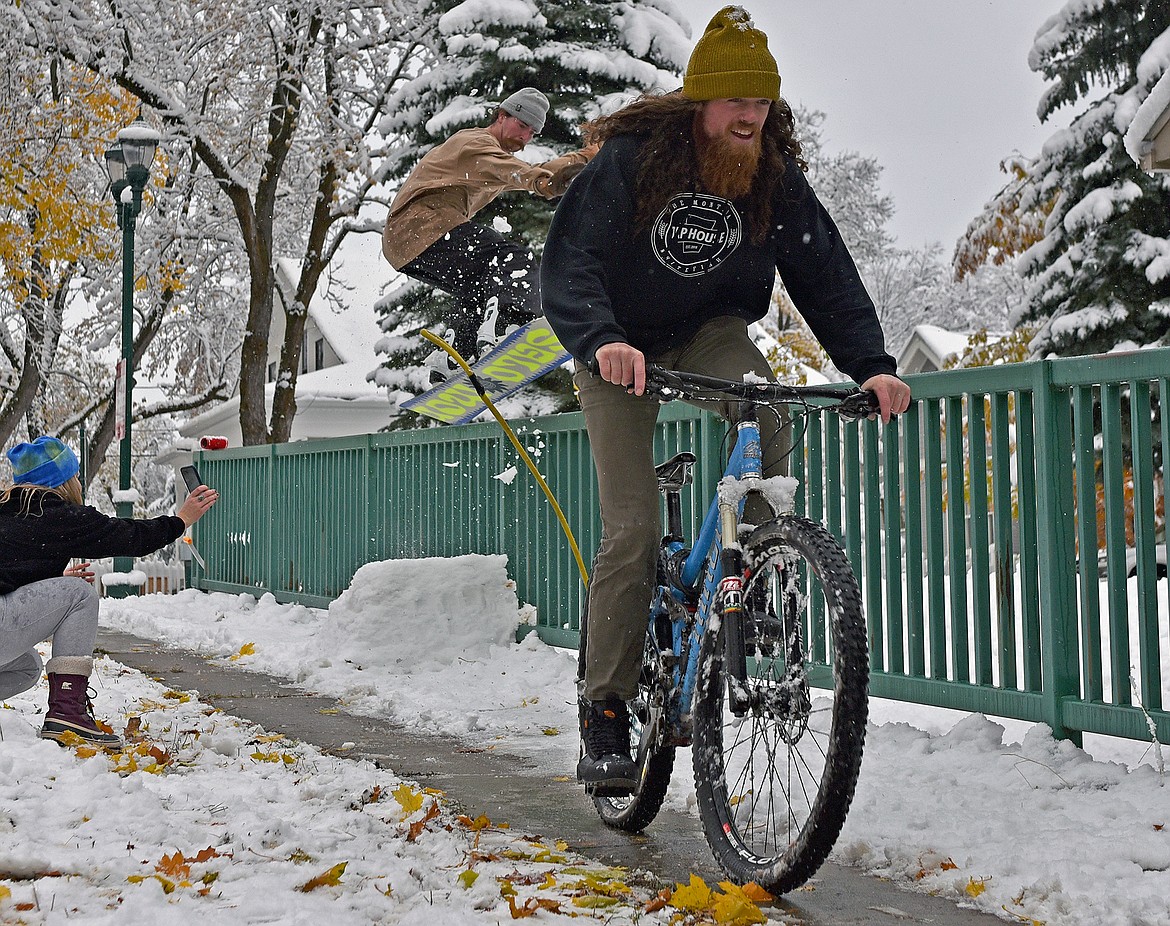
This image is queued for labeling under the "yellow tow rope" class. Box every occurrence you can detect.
[420,329,589,588]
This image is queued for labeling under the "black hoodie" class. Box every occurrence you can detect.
[0,488,184,594]
[541,132,896,385]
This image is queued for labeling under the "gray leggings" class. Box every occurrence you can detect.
[0,577,98,699]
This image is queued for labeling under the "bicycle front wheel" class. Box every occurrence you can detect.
[692,515,869,892]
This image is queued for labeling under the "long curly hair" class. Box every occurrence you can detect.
[582,93,806,245]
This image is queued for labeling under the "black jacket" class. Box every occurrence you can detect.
[541,133,896,385]
[0,489,185,594]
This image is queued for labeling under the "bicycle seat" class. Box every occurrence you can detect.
[655,451,696,491]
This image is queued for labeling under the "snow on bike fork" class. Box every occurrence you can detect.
[717,474,799,516]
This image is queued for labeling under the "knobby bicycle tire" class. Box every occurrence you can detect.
[692,515,869,892]
[580,601,676,832]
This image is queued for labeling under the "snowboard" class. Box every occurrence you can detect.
[401,316,570,424]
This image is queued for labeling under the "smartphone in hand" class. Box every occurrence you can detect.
[180,465,203,494]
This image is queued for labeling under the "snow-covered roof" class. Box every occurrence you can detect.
[1125,69,1170,171]
[1123,28,1170,172]
[274,232,389,369]
[180,361,384,434]
[898,324,974,373]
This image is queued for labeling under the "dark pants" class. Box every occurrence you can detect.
[402,222,541,358]
[575,317,791,701]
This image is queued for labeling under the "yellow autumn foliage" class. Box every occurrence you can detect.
[668,874,768,925]
[0,62,138,300]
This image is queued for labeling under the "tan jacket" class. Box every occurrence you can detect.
[382,127,595,269]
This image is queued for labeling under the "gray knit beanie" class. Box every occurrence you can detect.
[500,87,549,133]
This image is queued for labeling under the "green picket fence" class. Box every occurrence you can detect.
[190,348,1170,745]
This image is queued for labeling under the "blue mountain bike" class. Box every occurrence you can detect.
[582,364,877,893]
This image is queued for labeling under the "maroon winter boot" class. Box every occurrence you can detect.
[40,656,122,748]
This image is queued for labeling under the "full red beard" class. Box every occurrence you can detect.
[695,122,763,200]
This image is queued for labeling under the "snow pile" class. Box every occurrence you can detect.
[328,554,521,671]
[840,714,1170,926]
[104,557,577,747]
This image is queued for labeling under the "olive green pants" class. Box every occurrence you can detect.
[576,316,790,701]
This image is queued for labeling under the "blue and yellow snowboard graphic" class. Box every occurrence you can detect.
[401,317,569,424]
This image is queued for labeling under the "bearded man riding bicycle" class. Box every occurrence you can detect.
[542,5,911,793]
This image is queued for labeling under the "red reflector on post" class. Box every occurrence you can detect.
[199,436,228,450]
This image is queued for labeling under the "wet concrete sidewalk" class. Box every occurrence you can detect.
[98,629,1003,926]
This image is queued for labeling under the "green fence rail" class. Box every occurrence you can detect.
[190,348,1170,745]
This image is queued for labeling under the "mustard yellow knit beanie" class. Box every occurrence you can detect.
[683,5,780,102]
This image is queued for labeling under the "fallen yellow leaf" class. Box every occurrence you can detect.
[571,895,620,908]
[712,881,767,924]
[966,877,990,898]
[298,862,346,892]
[230,643,256,661]
[670,873,712,911]
[393,783,424,815]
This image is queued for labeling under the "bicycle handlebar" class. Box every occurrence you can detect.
[640,364,881,420]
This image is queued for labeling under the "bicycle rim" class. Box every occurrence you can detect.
[692,515,869,892]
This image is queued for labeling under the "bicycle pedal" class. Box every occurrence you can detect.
[584,779,636,797]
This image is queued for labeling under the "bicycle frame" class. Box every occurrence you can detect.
[595,363,877,888]
[652,406,769,742]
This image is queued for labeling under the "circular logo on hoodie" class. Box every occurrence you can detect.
[651,193,742,277]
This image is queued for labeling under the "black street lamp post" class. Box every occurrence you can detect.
[102,119,159,598]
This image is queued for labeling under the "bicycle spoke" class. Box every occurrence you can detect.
[694,517,868,892]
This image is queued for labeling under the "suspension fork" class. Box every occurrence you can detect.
[720,403,762,717]
[719,545,750,716]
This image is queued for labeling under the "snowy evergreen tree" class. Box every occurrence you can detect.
[1013,0,1170,357]
[371,0,690,424]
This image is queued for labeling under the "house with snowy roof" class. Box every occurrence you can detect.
[156,233,394,500]
[897,324,978,373]
[1125,69,1170,173]
[176,235,393,449]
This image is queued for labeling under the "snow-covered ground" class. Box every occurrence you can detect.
[3,554,1168,925]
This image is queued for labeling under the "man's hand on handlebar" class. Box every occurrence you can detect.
[595,342,647,396]
[860,373,912,424]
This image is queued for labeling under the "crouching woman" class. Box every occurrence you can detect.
[0,436,217,747]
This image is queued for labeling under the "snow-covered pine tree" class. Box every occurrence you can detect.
[372,0,690,425]
[1016,0,1170,357]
